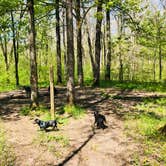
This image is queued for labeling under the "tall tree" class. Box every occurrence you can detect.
[27,0,38,109]
[75,0,83,86]
[56,0,62,84]
[117,13,124,82]
[11,11,19,86]
[66,0,75,105]
[105,2,111,80]
[93,0,103,86]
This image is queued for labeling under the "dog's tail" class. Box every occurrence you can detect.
[55,120,63,124]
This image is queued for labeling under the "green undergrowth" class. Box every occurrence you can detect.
[34,132,69,147]
[0,122,16,166]
[20,104,85,123]
[63,105,85,119]
[124,98,166,165]
[20,105,69,125]
[99,80,166,92]
[33,131,70,158]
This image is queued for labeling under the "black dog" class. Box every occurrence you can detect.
[34,119,58,131]
[94,111,107,129]
[23,86,31,98]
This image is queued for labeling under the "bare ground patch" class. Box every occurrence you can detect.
[0,87,165,166]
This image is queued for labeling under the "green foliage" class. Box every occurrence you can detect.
[99,80,166,92]
[33,130,70,157]
[0,123,15,166]
[20,106,50,117]
[36,132,69,147]
[125,98,166,165]
[94,11,103,20]
[63,105,85,119]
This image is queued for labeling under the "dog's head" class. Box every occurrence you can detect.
[34,118,41,124]
[94,111,99,117]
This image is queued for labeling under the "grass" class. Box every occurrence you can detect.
[33,131,70,158]
[63,105,85,119]
[20,105,50,117]
[0,122,16,166]
[99,80,166,92]
[36,132,69,147]
[124,98,166,165]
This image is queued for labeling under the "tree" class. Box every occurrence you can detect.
[93,0,103,86]
[75,0,83,86]
[56,0,62,84]
[66,0,75,105]
[27,0,38,109]
[11,11,19,86]
[105,1,111,80]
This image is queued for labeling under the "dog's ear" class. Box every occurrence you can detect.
[34,119,39,123]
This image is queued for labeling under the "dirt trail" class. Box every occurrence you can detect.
[0,87,159,166]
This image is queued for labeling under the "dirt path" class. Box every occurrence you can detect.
[0,87,162,166]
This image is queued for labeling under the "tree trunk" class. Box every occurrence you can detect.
[158,28,162,81]
[62,8,67,79]
[11,11,19,86]
[117,14,124,82]
[0,35,9,72]
[50,65,55,120]
[27,0,38,109]
[84,18,95,78]
[105,8,111,80]
[93,0,103,86]
[66,0,75,105]
[56,0,62,84]
[75,0,83,86]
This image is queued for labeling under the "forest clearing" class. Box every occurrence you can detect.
[0,0,166,166]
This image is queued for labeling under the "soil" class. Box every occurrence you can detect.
[0,87,163,166]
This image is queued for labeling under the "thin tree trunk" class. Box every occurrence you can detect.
[159,32,162,81]
[62,8,67,79]
[66,0,75,105]
[84,18,95,78]
[117,14,123,82]
[105,8,111,80]
[0,35,9,83]
[153,50,157,82]
[75,0,83,86]
[56,0,62,84]
[11,11,19,86]
[50,65,55,120]
[93,0,103,86]
[27,0,38,109]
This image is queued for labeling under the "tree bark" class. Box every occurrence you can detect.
[75,0,83,86]
[62,8,67,79]
[50,65,55,120]
[105,8,111,80]
[117,14,124,82]
[0,35,9,72]
[84,18,95,78]
[27,0,38,109]
[158,27,162,81]
[66,0,75,105]
[93,0,103,86]
[56,0,62,84]
[11,11,19,86]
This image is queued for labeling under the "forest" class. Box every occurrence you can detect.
[0,0,166,165]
